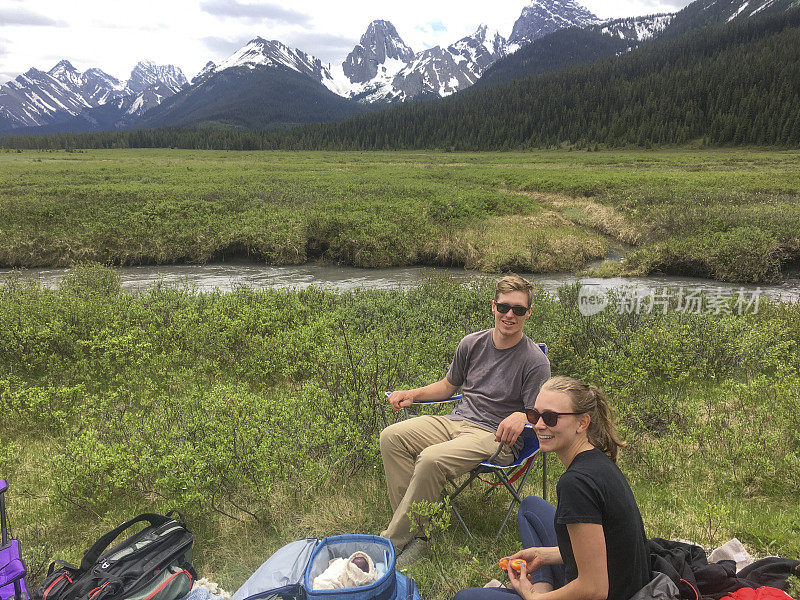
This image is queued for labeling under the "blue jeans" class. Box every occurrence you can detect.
[452,496,565,600]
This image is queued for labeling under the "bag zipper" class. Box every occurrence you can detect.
[88,581,111,599]
[42,573,73,600]
[142,569,192,600]
[101,525,190,565]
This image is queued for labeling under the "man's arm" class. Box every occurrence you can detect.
[500,358,551,445]
[387,378,458,411]
[495,411,529,445]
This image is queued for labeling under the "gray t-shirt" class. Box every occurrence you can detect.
[445,329,551,454]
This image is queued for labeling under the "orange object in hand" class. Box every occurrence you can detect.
[499,557,527,571]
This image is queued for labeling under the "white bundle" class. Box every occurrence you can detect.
[312,552,377,590]
[192,577,232,600]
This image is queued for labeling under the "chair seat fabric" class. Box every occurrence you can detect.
[0,540,29,600]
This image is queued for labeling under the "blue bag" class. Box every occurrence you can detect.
[232,535,420,600]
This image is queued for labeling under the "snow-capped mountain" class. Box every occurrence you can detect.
[0,60,187,132]
[0,62,119,129]
[206,37,345,95]
[508,0,601,50]
[342,20,415,84]
[338,21,508,102]
[338,0,601,103]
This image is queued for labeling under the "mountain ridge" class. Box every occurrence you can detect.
[1,0,796,134]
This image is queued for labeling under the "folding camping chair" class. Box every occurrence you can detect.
[446,424,545,539]
[390,343,548,539]
[0,480,29,600]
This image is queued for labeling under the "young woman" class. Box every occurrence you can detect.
[453,376,650,600]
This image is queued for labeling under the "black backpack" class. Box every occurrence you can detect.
[35,512,195,600]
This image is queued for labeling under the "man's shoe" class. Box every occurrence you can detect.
[395,538,429,569]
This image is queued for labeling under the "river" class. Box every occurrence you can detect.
[1,262,799,303]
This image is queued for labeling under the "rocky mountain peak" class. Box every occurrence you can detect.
[192,61,217,84]
[508,0,600,48]
[126,60,187,94]
[48,60,83,87]
[49,60,78,75]
[342,20,414,84]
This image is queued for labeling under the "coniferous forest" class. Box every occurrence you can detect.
[2,8,799,151]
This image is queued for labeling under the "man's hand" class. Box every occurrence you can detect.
[495,411,528,445]
[387,390,416,411]
[387,379,458,411]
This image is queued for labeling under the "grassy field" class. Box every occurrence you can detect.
[1,148,800,282]
[1,266,799,599]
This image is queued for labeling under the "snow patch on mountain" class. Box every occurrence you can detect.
[599,14,674,41]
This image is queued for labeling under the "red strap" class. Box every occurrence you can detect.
[476,455,536,486]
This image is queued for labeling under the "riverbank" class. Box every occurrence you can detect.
[2,266,798,599]
[2,148,799,282]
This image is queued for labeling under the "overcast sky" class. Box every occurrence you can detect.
[0,0,694,84]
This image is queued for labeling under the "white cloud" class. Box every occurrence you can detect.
[199,0,311,25]
[0,6,63,26]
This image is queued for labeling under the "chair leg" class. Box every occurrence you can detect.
[450,503,474,539]
[445,472,480,539]
[542,452,548,502]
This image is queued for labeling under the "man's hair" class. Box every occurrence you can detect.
[494,274,534,306]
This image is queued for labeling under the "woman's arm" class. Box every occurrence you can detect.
[507,546,563,572]
[507,523,608,600]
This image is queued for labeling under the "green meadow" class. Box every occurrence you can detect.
[1,148,800,281]
[1,266,799,599]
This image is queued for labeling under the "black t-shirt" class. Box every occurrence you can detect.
[555,449,650,600]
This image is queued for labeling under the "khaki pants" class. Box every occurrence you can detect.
[379,415,514,550]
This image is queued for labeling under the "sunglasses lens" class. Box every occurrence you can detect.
[528,410,559,427]
[511,305,528,316]
[542,412,558,427]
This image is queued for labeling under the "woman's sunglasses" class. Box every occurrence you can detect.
[494,302,530,316]
[527,409,583,427]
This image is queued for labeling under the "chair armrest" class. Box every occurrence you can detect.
[0,557,26,582]
[384,392,462,404]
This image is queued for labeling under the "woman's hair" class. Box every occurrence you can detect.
[541,376,626,462]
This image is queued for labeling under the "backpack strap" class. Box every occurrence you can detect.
[46,559,79,576]
[79,513,174,571]
[405,577,417,600]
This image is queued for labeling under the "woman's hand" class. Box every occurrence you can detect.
[507,546,560,572]
[506,560,541,600]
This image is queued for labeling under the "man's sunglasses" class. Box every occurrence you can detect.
[527,409,583,427]
[494,302,530,316]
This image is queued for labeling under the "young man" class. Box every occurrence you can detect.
[381,274,551,565]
